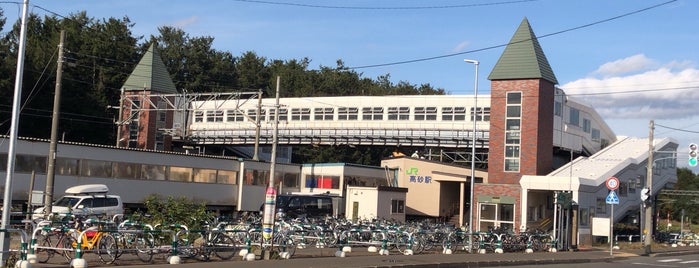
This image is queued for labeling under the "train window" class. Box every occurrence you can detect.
[291,108,311,121]
[226,110,244,122]
[415,107,437,121]
[338,107,358,120]
[314,107,334,120]
[362,107,383,120]
[388,107,409,120]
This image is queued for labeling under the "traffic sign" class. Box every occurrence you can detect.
[606,190,619,205]
[606,176,620,191]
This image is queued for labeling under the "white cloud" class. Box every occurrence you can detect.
[561,56,699,120]
[170,16,199,29]
[451,40,470,53]
[592,54,656,77]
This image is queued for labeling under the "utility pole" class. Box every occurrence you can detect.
[643,119,654,255]
[44,30,65,217]
[253,89,262,160]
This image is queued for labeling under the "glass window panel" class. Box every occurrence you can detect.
[506,106,521,117]
[505,146,520,157]
[80,159,113,178]
[507,92,521,104]
[15,155,46,174]
[193,168,217,183]
[505,159,520,172]
[169,166,192,182]
[217,170,237,184]
[114,162,140,179]
[56,157,79,176]
[506,119,520,130]
[480,204,496,220]
[283,173,299,188]
[141,164,167,180]
[499,204,514,221]
[505,132,520,144]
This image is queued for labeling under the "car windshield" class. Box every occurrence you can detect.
[54,197,80,207]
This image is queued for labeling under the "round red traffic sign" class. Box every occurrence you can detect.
[606,176,619,190]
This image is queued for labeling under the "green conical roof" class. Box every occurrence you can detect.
[487,17,558,84]
[122,44,178,94]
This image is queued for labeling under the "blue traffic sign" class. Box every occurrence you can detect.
[606,190,619,204]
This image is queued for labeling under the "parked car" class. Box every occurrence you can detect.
[32,184,123,220]
[261,194,334,219]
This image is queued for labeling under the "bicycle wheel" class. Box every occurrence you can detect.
[272,234,296,258]
[98,234,118,264]
[58,234,75,263]
[212,234,237,260]
[135,233,154,263]
[177,235,199,258]
[34,234,53,263]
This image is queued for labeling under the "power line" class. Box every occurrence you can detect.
[348,0,678,69]
[656,123,699,134]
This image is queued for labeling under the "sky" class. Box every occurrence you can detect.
[1,0,698,171]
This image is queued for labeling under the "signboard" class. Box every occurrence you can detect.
[605,176,619,191]
[592,217,611,236]
[605,190,619,205]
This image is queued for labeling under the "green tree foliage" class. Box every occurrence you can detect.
[0,12,137,144]
[137,194,213,230]
[657,168,699,225]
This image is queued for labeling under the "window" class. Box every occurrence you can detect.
[415,107,437,120]
[305,175,340,189]
[244,169,269,186]
[470,107,489,121]
[504,92,522,172]
[226,110,244,122]
[314,107,334,120]
[114,162,140,179]
[391,199,405,214]
[15,155,47,174]
[362,107,383,120]
[247,109,265,122]
[443,107,466,121]
[217,170,237,184]
[478,203,515,232]
[141,164,166,180]
[388,107,410,120]
[56,157,78,176]
[591,128,601,142]
[291,108,311,121]
[169,166,193,182]
[338,107,358,120]
[80,159,113,178]
[569,107,580,126]
[269,108,289,122]
[554,100,562,116]
[583,118,591,133]
[193,168,218,183]
[194,111,204,123]
[282,173,299,188]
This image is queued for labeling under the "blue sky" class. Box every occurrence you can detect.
[2,0,698,170]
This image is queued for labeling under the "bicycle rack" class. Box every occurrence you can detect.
[0,227,30,268]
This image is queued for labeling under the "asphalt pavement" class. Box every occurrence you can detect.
[30,243,699,268]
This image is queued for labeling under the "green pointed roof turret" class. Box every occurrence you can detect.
[122,43,178,94]
[487,17,558,84]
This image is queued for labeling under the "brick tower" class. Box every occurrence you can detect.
[472,18,558,232]
[117,44,178,151]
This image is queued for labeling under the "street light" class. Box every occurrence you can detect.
[464,59,479,235]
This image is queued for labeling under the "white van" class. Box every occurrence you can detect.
[33,184,124,220]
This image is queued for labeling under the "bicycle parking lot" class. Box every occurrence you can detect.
[1,213,698,268]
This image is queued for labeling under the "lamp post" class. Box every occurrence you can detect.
[464,59,479,234]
